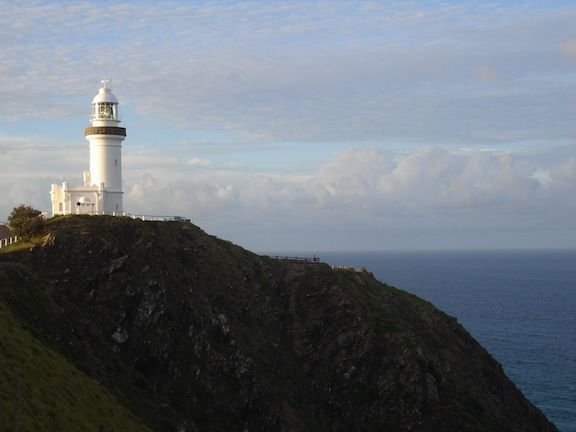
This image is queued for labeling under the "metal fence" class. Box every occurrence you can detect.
[0,236,18,249]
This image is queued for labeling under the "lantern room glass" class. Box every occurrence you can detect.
[92,102,118,120]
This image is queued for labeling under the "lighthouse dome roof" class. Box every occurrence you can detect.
[92,81,119,104]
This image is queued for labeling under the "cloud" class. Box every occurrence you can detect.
[116,146,575,249]
[307,147,542,213]
[1,1,575,145]
[2,142,574,248]
[476,66,501,82]
[547,157,576,188]
[187,158,210,167]
[560,38,576,57]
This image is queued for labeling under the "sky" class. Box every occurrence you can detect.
[1,0,575,252]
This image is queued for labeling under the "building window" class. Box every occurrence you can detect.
[115,159,118,167]
[58,202,63,212]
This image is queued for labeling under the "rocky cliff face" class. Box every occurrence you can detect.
[0,216,557,431]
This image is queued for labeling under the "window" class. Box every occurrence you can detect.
[97,102,114,119]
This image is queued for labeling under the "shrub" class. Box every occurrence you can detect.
[7,205,43,239]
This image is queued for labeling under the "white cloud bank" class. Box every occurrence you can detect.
[117,145,576,250]
[2,143,574,250]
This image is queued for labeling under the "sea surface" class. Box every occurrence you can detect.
[271,250,576,432]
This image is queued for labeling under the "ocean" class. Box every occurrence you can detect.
[276,250,576,432]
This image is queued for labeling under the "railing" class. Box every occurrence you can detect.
[269,255,321,264]
[128,214,190,222]
[0,236,19,249]
[53,211,190,222]
[268,256,368,272]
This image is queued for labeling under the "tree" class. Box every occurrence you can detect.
[7,204,43,239]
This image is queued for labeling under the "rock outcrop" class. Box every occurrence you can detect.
[0,216,557,431]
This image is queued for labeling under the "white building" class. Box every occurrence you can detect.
[50,81,127,216]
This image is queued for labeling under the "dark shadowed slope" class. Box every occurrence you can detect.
[0,215,557,431]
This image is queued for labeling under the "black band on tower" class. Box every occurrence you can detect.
[85,127,126,137]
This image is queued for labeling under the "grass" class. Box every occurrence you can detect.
[0,301,151,432]
[0,240,34,254]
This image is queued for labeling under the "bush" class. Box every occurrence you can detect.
[7,205,43,239]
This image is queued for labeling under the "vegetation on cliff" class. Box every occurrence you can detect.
[0,215,558,431]
[0,300,150,432]
[6,204,43,239]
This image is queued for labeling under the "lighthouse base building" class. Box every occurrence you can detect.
[50,176,119,216]
[50,81,126,216]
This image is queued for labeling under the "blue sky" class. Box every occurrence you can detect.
[1,0,575,251]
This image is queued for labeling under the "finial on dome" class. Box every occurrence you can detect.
[92,81,119,104]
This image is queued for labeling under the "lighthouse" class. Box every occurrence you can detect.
[50,81,127,216]
[85,80,126,213]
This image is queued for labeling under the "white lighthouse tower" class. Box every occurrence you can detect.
[85,80,126,213]
[50,81,127,216]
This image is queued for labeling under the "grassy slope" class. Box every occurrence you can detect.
[0,300,150,432]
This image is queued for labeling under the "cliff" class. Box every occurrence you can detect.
[0,216,557,431]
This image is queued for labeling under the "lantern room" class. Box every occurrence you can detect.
[90,80,120,122]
